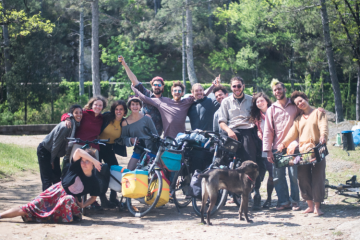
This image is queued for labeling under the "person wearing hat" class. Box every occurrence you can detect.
[119,56,164,136]
[121,96,158,170]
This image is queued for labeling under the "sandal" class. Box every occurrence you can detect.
[262,199,271,208]
[292,202,301,211]
[227,199,235,204]
[275,204,292,211]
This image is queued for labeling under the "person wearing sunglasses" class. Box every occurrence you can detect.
[218,76,257,164]
[131,80,218,139]
[118,56,164,136]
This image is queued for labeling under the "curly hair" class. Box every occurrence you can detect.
[84,95,107,110]
[213,85,228,95]
[108,100,127,123]
[171,81,185,93]
[249,92,272,123]
[290,91,308,104]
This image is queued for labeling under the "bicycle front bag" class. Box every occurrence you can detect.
[160,150,182,172]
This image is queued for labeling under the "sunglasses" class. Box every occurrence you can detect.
[129,95,139,98]
[173,89,182,93]
[153,83,162,87]
[232,84,243,89]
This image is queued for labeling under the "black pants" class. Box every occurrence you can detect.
[255,157,266,191]
[218,128,257,164]
[99,144,119,199]
[37,143,61,191]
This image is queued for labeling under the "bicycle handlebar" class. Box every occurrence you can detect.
[67,138,109,146]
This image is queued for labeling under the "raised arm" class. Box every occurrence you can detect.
[204,77,220,96]
[72,148,102,172]
[131,85,159,107]
[119,56,140,86]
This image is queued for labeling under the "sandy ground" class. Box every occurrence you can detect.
[0,134,359,240]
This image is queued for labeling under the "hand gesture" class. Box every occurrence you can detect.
[319,135,327,144]
[257,131,263,140]
[93,160,102,172]
[118,55,126,66]
[213,74,221,86]
[130,137,139,145]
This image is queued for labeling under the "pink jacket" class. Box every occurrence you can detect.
[262,99,300,151]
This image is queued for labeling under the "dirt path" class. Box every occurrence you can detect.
[0,135,359,240]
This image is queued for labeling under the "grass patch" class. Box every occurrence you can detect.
[0,143,38,178]
[332,231,343,236]
[327,144,360,165]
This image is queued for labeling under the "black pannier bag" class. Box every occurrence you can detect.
[188,169,202,199]
[188,146,214,174]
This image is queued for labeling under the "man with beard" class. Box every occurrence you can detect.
[212,85,228,134]
[187,81,220,131]
[119,56,164,136]
[262,80,301,211]
[131,81,217,138]
[218,76,257,162]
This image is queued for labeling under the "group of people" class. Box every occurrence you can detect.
[0,56,328,223]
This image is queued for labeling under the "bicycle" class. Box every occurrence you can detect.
[126,126,193,217]
[325,175,360,199]
[191,131,243,217]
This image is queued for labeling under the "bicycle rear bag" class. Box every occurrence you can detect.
[145,171,170,207]
[160,150,182,172]
[122,170,148,198]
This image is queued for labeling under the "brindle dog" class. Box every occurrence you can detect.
[198,160,259,225]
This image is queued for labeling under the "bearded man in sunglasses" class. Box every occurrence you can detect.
[119,56,164,136]
[218,76,257,163]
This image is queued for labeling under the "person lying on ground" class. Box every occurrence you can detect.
[37,104,82,191]
[119,55,164,136]
[0,148,102,223]
[277,91,328,216]
[131,80,219,139]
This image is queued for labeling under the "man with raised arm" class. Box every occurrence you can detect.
[187,80,220,131]
[130,80,218,139]
[118,56,163,136]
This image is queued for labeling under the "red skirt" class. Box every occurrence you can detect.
[21,182,82,223]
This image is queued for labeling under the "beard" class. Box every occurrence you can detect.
[153,88,163,95]
[233,89,244,98]
[276,91,286,100]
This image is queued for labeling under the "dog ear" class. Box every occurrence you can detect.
[237,164,248,173]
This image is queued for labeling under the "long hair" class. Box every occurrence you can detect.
[84,95,107,110]
[250,92,272,123]
[108,100,128,123]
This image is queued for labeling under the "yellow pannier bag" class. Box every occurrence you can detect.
[145,175,170,208]
[121,170,148,198]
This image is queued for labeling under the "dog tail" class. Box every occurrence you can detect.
[197,173,210,179]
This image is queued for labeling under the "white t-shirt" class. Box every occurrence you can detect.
[260,117,267,158]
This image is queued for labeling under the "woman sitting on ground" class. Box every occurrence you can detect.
[0,148,102,223]
[277,91,328,216]
[250,92,274,209]
[121,96,158,170]
[37,104,83,191]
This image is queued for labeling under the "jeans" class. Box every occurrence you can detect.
[273,162,300,206]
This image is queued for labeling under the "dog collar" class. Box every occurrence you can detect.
[247,175,255,182]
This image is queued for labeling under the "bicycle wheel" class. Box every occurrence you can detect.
[192,189,228,217]
[172,168,192,208]
[126,169,162,217]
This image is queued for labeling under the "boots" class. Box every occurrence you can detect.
[252,189,261,210]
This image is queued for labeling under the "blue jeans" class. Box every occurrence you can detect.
[273,164,300,206]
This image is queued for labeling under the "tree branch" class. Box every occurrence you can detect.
[344,0,360,27]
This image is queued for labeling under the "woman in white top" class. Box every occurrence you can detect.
[250,92,273,208]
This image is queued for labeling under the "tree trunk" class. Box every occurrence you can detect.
[91,0,101,96]
[24,87,27,125]
[186,0,198,85]
[289,47,294,91]
[2,0,11,102]
[319,0,344,122]
[182,10,187,93]
[357,66,360,120]
[79,5,85,96]
[154,0,157,15]
[208,2,212,30]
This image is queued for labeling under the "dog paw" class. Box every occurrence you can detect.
[240,217,245,221]
[201,221,206,225]
[207,222,213,226]
[247,220,253,223]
